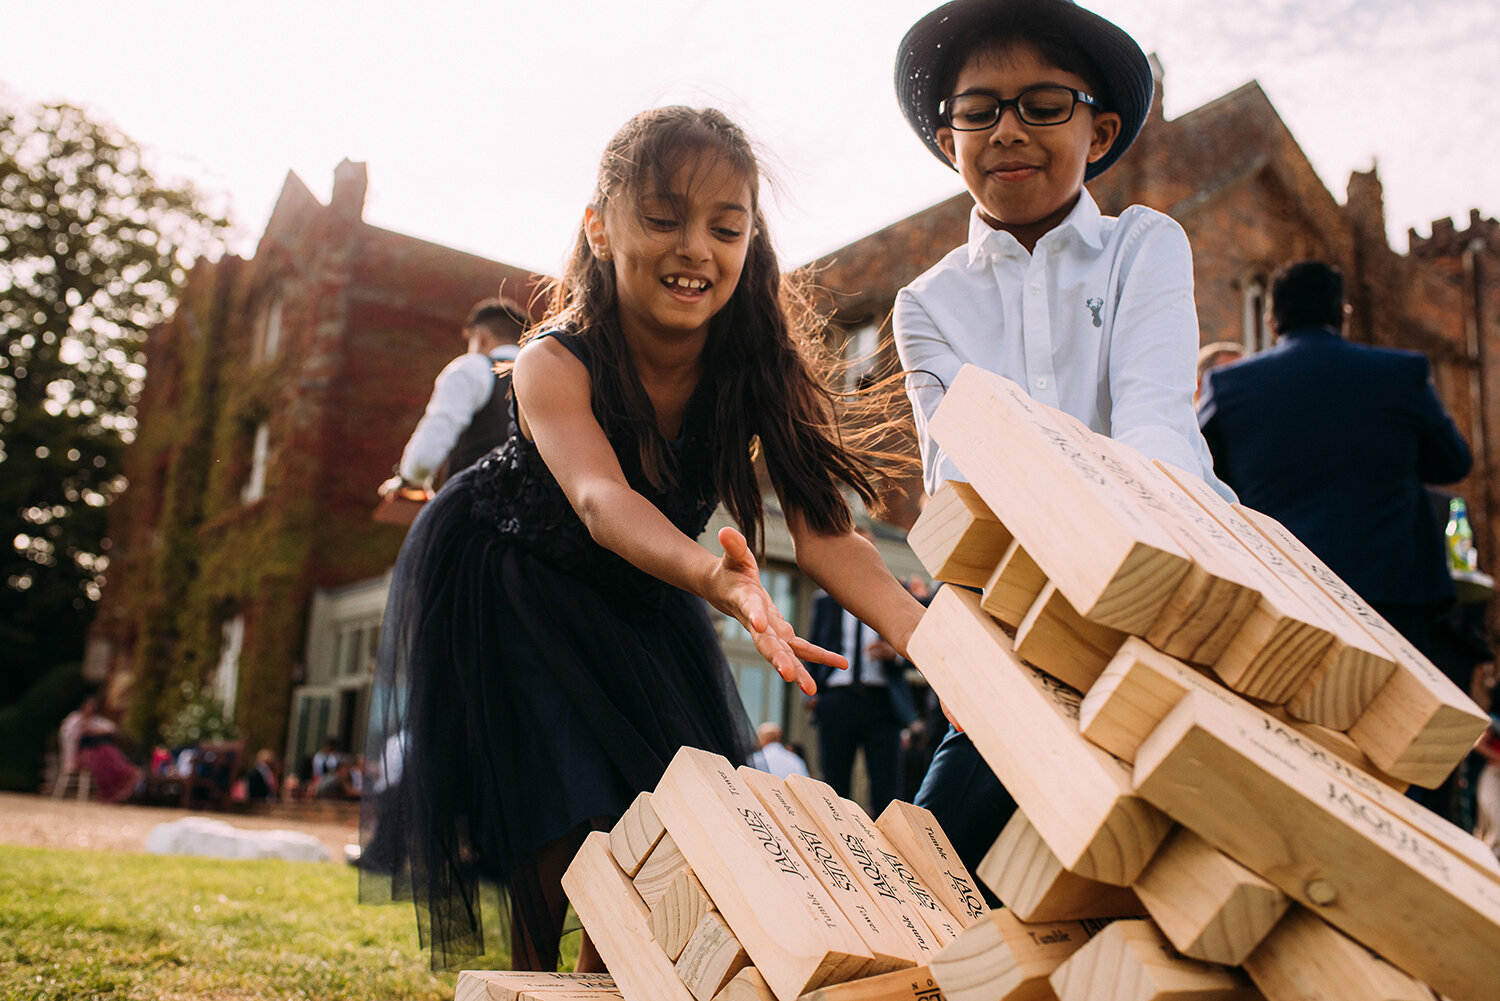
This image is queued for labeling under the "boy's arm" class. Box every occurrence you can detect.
[893,289,965,494]
[1107,218,1235,500]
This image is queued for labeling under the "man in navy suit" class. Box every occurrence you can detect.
[1198,260,1472,655]
[806,556,918,815]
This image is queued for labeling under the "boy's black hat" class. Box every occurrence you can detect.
[895,0,1153,180]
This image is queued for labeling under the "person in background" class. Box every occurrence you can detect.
[381,297,529,497]
[245,748,280,801]
[1194,340,1244,405]
[751,722,810,779]
[56,696,139,803]
[311,737,341,783]
[1198,260,1472,658]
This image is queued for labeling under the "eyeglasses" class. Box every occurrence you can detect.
[939,86,1101,130]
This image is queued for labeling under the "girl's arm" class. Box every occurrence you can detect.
[783,507,926,659]
[514,338,837,692]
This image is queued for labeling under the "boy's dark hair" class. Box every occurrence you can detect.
[543,106,889,554]
[939,20,1110,110]
[464,298,527,343]
[1269,261,1345,334]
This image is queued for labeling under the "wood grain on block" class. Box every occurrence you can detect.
[793,966,944,1001]
[981,539,1048,628]
[907,481,1012,587]
[928,367,1191,633]
[1079,434,1263,670]
[842,796,965,944]
[1133,827,1290,966]
[1048,919,1257,1001]
[781,773,952,953]
[561,832,699,1001]
[1258,704,1408,793]
[874,801,988,927]
[1235,503,1489,787]
[651,748,875,1001]
[907,587,1173,885]
[739,766,925,970]
[1082,637,1500,882]
[635,832,691,911]
[677,910,751,1001]
[1013,582,1126,693]
[1243,907,1437,1001]
[712,968,776,1001]
[1133,691,1500,1001]
[977,808,1143,922]
[455,971,620,1001]
[929,909,1110,1001]
[653,869,716,962]
[611,791,667,877]
[1157,462,1397,727]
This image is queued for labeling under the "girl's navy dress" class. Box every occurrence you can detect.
[360,330,756,968]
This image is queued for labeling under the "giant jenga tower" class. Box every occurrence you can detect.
[459,364,1499,1001]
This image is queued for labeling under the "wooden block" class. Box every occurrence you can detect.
[907,587,1173,885]
[782,773,954,951]
[1081,434,1265,672]
[928,909,1110,1001]
[1013,582,1127,692]
[1258,703,1408,794]
[908,481,1013,587]
[635,832,691,911]
[1235,502,1489,787]
[653,869,716,961]
[651,748,875,1001]
[561,832,699,1001]
[456,971,620,1001]
[977,808,1144,922]
[1133,827,1290,966]
[981,539,1047,628]
[1157,462,1398,726]
[739,766,926,970]
[1082,637,1500,882]
[794,966,943,1001]
[1133,690,1500,1001]
[714,968,776,1001]
[929,367,1192,633]
[677,910,751,1001]
[1048,919,1257,1001]
[611,791,667,877]
[842,796,965,944]
[1243,907,1437,1001]
[874,801,989,928]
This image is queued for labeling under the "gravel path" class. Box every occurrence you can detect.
[0,791,359,861]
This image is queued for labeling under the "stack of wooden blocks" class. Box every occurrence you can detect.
[900,366,1499,1001]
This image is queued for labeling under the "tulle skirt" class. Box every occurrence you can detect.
[359,468,757,969]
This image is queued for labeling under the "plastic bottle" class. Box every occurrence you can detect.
[1446,496,1479,572]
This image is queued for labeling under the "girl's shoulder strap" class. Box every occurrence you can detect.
[527,326,590,369]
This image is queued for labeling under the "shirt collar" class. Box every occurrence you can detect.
[965,187,1105,265]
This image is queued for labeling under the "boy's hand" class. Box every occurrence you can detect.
[709,526,846,694]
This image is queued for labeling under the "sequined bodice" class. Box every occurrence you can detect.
[467,331,718,607]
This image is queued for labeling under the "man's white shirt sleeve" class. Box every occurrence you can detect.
[398,353,497,484]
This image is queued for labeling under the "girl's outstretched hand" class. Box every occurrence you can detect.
[710,526,846,695]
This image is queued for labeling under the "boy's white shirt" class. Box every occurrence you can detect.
[893,188,1236,503]
[398,343,520,484]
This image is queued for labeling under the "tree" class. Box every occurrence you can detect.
[0,97,228,704]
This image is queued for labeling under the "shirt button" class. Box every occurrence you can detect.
[1028,284,1040,293]
[1035,377,1048,389]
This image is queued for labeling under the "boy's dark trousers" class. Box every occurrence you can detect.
[913,726,1015,907]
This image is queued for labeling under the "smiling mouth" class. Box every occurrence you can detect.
[662,275,711,292]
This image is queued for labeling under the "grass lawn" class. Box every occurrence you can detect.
[0,844,576,1000]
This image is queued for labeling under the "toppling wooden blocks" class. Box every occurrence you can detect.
[548,748,988,1001]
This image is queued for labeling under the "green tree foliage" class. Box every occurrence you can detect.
[1,98,227,704]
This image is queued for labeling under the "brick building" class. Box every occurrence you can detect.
[91,62,1499,769]
[87,160,545,757]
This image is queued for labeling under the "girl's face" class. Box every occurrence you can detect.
[588,154,754,344]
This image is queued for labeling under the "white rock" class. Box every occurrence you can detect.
[145,816,330,862]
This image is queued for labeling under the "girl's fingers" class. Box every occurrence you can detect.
[788,636,847,670]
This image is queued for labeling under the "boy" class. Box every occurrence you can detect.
[890,0,1233,879]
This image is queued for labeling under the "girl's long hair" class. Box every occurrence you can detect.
[538,106,891,554]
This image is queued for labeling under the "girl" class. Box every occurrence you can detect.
[361,106,925,972]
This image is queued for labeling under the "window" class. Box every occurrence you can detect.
[214,615,244,715]
[1242,277,1269,353]
[257,291,284,362]
[843,322,880,390]
[241,422,270,504]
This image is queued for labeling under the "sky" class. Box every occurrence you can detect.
[3,0,1496,278]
